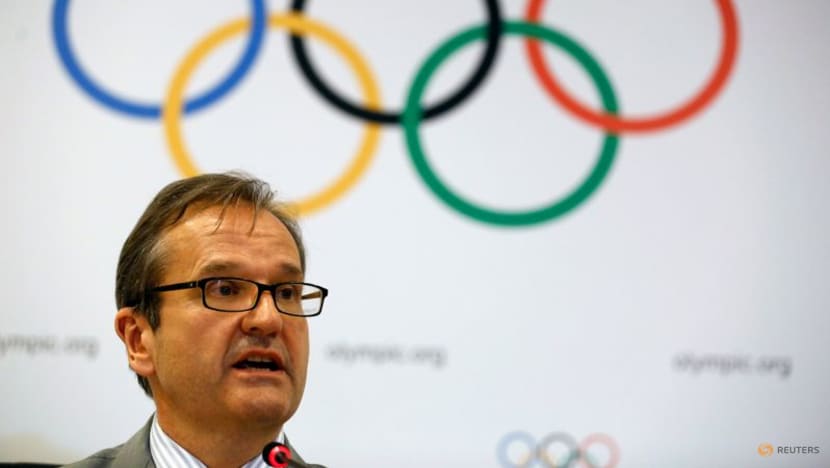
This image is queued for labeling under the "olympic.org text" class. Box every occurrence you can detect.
[673,352,792,379]
[0,334,99,359]
[327,343,446,369]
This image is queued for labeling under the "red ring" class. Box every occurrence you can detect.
[578,433,621,468]
[524,0,739,133]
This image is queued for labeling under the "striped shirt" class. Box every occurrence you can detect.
[149,414,286,468]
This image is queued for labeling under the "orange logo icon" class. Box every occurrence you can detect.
[758,443,774,457]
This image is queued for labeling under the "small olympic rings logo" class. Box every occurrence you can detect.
[498,431,620,468]
[51,0,739,226]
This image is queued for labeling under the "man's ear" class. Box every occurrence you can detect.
[115,307,156,378]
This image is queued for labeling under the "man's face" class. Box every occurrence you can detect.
[142,204,309,431]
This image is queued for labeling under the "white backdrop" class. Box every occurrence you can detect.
[1,1,829,467]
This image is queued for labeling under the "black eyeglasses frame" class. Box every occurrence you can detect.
[143,277,328,317]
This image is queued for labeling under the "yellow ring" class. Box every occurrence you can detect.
[162,13,382,216]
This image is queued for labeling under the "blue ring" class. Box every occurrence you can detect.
[498,431,538,468]
[51,0,266,118]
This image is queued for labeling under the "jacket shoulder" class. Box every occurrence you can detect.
[62,417,154,468]
[61,444,122,468]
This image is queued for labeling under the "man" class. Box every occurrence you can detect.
[67,173,327,468]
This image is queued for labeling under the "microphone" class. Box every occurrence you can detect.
[262,441,292,468]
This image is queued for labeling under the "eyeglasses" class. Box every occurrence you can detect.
[147,277,328,317]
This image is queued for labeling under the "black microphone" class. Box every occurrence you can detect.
[262,441,292,468]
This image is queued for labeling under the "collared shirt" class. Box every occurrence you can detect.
[149,413,286,468]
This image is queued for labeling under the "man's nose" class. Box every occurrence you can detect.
[240,291,284,336]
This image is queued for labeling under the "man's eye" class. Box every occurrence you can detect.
[277,286,298,301]
[207,280,241,297]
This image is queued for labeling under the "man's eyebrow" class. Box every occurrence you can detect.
[196,261,239,276]
[196,261,303,278]
[278,263,304,277]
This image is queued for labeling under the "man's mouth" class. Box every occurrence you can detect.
[232,354,283,372]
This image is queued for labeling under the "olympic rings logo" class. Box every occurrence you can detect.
[498,431,620,468]
[52,0,739,226]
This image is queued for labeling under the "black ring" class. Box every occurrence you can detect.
[537,432,581,467]
[289,0,503,124]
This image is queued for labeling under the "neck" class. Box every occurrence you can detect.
[155,409,282,468]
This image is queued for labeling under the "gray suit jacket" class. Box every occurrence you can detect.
[62,418,325,468]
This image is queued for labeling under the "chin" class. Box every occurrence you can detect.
[234,394,298,426]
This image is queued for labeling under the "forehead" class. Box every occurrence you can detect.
[158,203,301,280]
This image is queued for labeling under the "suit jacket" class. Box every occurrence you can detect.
[62,418,325,468]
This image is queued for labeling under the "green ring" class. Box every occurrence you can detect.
[403,20,620,226]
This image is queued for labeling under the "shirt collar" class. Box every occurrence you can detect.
[149,413,286,468]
